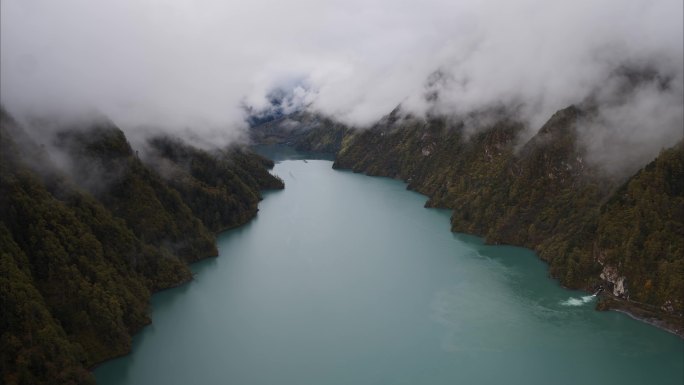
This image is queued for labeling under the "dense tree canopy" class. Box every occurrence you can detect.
[0,109,283,384]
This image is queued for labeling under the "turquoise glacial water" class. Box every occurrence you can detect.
[95,156,683,385]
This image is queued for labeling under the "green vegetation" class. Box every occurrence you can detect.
[145,136,283,233]
[54,125,217,265]
[0,224,94,385]
[592,144,684,315]
[0,108,283,384]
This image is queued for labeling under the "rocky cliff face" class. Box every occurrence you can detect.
[0,108,283,385]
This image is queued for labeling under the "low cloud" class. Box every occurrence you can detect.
[1,0,682,168]
[579,68,683,176]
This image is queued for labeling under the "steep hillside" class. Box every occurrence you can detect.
[591,143,684,327]
[144,136,283,232]
[253,105,683,334]
[0,109,283,384]
[335,107,608,284]
[53,125,217,265]
[333,106,683,333]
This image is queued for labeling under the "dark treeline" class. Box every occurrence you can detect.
[0,108,283,385]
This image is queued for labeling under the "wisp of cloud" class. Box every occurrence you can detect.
[1,0,682,166]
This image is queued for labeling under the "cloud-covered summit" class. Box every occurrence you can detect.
[1,0,682,154]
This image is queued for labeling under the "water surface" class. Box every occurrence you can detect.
[95,156,683,385]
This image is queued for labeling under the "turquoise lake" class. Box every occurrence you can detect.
[95,154,684,385]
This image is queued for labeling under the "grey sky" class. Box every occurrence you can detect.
[1,0,682,163]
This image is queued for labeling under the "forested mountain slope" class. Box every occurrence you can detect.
[145,136,283,233]
[0,108,283,385]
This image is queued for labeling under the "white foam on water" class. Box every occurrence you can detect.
[560,295,596,306]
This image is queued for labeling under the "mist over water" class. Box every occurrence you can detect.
[94,154,683,385]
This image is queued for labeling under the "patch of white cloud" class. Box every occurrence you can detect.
[1,0,681,162]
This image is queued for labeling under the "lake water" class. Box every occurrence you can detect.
[95,154,683,385]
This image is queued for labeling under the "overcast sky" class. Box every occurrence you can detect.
[1,0,682,165]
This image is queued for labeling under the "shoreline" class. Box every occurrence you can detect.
[329,158,684,339]
[88,194,277,372]
[596,296,684,338]
[611,308,684,338]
